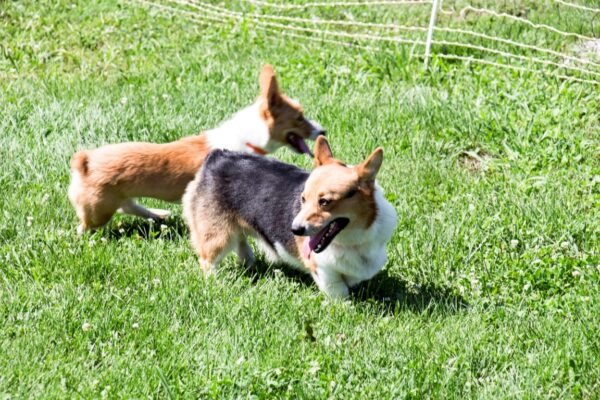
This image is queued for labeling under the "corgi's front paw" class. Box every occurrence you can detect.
[311,270,350,299]
[76,224,86,236]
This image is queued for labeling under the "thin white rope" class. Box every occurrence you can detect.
[552,0,600,12]
[132,0,226,23]
[256,25,379,51]
[127,0,600,85]
[435,26,600,70]
[190,0,600,71]
[434,54,600,85]
[199,4,430,33]
[179,0,600,78]
[242,0,432,9]
[131,0,381,51]
[440,5,595,41]
[432,39,600,78]
[172,0,429,45]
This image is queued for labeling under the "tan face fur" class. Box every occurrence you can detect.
[258,65,323,147]
[293,136,383,237]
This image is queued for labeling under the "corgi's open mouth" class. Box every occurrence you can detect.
[308,218,350,254]
[286,133,312,156]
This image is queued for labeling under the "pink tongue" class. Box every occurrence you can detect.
[302,238,312,260]
[302,234,322,260]
[296,137,311,155]
[289,135,312,156]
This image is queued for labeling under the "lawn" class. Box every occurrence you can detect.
[1,0,599,398]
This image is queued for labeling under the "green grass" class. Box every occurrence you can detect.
[1,0,599,398]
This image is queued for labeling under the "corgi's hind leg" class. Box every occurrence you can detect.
[119,199,171,221]
[187,214,240,276]
[235,236,255,267]
[74,206,119,234]
[69,188,120,234]
[193,235,238,275]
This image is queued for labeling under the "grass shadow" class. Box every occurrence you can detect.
[101,216,188,241]
[239,256,468,315]
[350,268,468,315]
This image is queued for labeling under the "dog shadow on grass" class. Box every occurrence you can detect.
[99,223,467,314]
[102,216,188,241]
[240,257,468,315]
[350,269,468,314]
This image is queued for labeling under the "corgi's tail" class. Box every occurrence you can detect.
[70,151,89,175]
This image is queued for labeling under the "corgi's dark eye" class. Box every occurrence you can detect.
[346,189,357,198]
[296,115,304,122]
[318,198,330,207]
[301,195,306,203]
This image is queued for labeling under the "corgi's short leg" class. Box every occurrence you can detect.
[311,269,349,299]
[188,217,240,276]
[236,237,255,267]
[199,258,218,276]
[76,224,87,236]
[72,198,121,233]
[196,239,237,275]
[119,199,171,220]
[342,275,365,289]
[69,177,123,233]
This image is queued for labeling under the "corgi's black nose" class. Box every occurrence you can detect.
[317,130,326,136]
[291,225,306,236]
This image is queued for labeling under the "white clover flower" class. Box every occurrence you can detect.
[132,322,139,329]
[560,241,569,249]
[308,361,320,375]
[120,97,128,105]
[82,322,91,331]
[510,239,519,249]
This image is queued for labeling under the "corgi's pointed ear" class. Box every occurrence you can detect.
[314,136,334,167]
[357,147,384,181]
[259,64,280,109]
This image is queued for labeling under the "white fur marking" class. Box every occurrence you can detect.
[308,119,325,139]
[205,100,282,154]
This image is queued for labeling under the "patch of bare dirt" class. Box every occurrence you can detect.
[458,149,494,173]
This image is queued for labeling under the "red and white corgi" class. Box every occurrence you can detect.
[68,65,324,233]
[183,136,397,298]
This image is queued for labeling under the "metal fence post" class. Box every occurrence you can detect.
[424,0,440,69]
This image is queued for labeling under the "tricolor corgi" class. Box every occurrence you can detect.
[182,136,397,298]
[68,65,324,233]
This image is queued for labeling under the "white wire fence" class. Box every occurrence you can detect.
[125,0,600,85]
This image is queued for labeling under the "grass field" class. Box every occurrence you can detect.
[1,0,599,398]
